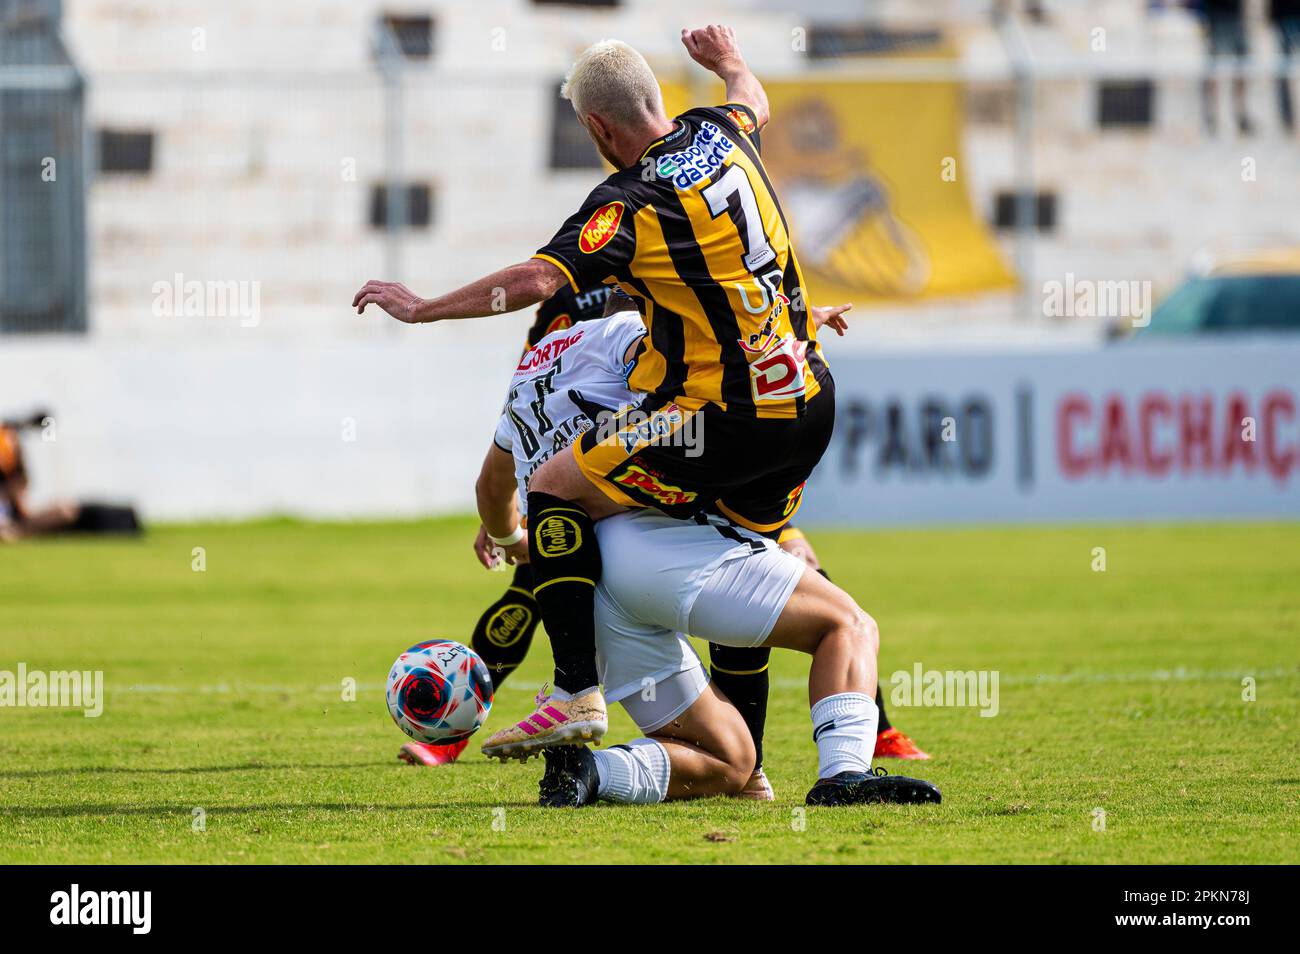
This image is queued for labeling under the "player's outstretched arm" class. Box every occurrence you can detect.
[681,24,770,129]
[352,259,567,324]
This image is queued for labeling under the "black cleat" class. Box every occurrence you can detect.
[538,744,600,808]
[805,766,942,806]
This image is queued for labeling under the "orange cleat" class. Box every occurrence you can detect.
[874,727,930,760]
[398,739,470,767]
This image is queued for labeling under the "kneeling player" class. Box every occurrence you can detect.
[461,303,937,805]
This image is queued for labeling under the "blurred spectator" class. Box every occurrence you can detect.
[0,412,80,542]
[1199,0,1254,134]
[1273,0,1300,131]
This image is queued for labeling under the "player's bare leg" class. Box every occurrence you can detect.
[539,682,754,807]
[777,529,930,761]
[649,683,755,800]
[762,568,941,806]
[480,450,624,760]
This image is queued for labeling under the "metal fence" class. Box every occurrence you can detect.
[0,0,86,335]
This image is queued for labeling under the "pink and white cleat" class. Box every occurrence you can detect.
[480,685,607,762]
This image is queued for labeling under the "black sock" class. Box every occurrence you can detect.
[526,491,601,693]
[816,566,890,733]
[709,644,770,770]
[469,564,539,694]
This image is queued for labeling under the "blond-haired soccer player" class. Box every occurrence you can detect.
[356,26,844,761]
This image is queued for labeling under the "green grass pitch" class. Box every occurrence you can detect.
[1,518,1296,864]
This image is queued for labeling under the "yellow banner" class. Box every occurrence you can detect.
[662,73,1015,303]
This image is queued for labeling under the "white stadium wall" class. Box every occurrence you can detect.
[4,335,1299,524]
[800,337,1300,526]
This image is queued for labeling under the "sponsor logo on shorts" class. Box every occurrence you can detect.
[534,515,582,557]
[486,604,534,647]
[579,201,625,254]
[782,482,806,518]
[614,403,684,454]
[613,464,699,508]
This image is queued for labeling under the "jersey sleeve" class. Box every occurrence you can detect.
[492,410,514,454]
[596,313,648,379]
[533,182,635,293]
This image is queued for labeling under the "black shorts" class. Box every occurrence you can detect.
[572,374,835,534]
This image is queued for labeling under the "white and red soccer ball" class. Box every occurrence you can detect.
[385,639,493,744]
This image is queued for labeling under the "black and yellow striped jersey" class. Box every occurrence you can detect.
[533,102,827,420]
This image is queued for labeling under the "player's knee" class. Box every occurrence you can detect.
[824,598,877,660]
[856,606,880,656]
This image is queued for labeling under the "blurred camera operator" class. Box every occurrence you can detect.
[0,410,81,542]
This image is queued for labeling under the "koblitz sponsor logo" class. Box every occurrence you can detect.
[655,121,735,189]
[533,514,582,558]
[613,464,698,507]
[578,201,625,254]
[615,403,685,454]
[543,313,573,337]
[486,603,534,648]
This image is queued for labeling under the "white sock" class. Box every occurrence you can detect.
[810,692,878,778]
[592,738,670,804]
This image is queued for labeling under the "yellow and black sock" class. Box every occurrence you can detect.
[526,491,601,693]
[469,564,540,694]
[709,643,771,770]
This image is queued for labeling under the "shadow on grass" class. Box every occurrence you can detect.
[0,801,540,818]
[0,760,511,779]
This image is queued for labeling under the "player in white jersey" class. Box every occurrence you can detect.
[492,313,648,524]
[476,303,941,807]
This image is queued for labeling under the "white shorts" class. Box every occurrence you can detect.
[593,510,806,732]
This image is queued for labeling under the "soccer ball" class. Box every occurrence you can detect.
[385,639,493,744]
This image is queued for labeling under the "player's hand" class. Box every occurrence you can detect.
[681,24,745,75]
[352,280,426,323]
[812,302,852,337]
[501,538,529,566]
[473,525,498,570]
[473,525,530,570]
